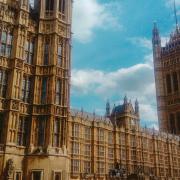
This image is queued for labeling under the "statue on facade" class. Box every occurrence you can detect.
[5,159,15,180]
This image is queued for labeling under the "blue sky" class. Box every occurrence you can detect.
[71,0,179,129]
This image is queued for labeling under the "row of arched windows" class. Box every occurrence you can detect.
[45,0,66,14]
[166,72,179,94]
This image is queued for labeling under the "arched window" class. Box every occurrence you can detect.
[166,74,172,94]
[54,172,61,180]
[53,118,62,147]
[37,117,46,146]
[21,76,31,103]
[25,39,34,64]
[0,114,4,143]
[172,72,179,92]
[0,31,13,58]
[169,113,176,134]
[46,0,54,11]
[59,0,65,14]
[41,77,47,104]
[56,79,61,105]
[44,40,49,65]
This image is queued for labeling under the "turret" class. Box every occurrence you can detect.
[124,95,128,111]
[124,95,128,105]
[106,100,110,117]
[152,22,161,47]
[152,22,161,61]
[135,99,139,115]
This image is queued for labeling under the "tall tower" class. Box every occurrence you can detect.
[152,20,180,134]
[0,0,72,179]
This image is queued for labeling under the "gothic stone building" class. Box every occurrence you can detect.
[69,98,180,180]
[0,0,179,180]
[153,23,180,135]
[0,0,72,179]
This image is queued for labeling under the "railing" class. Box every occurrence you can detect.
[71,108,110,123]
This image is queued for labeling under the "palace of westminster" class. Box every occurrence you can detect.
[0,0,180,180]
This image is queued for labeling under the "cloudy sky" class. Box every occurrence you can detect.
[71,0,179,129]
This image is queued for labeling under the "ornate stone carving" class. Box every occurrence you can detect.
[12,100,19,110]
[5,159,15,180]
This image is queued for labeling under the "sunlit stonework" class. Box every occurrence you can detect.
[0,0,71,179]
[0,0,179,180]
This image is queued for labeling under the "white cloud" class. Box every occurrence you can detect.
[129,37,152,50]
[29,0,34,7]
[129,36,170,50]
[71,54,158,126]
[72,0,121,43]
[149,123,159,131]
[165,0,180,17]
[161,36,169,46]
[165,0,180,7]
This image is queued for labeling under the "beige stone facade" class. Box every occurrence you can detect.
[0,0,72,179]
[69,99,180,180]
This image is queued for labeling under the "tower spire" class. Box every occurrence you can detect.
[106,100,110,117]
[174,0,179,31]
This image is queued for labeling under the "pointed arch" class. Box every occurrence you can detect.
[46,0,54,11]
[59,0,65,14]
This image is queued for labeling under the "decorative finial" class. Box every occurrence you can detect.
[93,110,96,117]
[174,0,179,31]
[124,95,128,104]
[135,99,139,115]
[106,100,110,117]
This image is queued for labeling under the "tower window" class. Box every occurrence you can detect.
[17,116,28,146]
[54,172,62,180]
[56,80,61,105]
[46,0,54,10]
[0,114,4,143]
[73,123,79,137]
[25,40,34,64]
[57,44,63,66]
[37,117,46,146]
[15,172,22,180]
[41,78,47,104]
[22,76,31,103]
[44,41,49,65]
[53,118,62,147]
[31,171,43,180]
[166,74,172,94]
[172,72,179,92]
[0,69,8,98]
[169,113,176,134]
[59,0,65,14]
[0,31,13,58]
